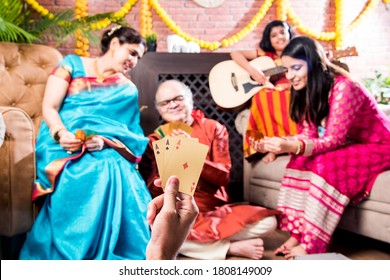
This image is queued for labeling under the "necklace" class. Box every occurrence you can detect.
[94,58,106,83]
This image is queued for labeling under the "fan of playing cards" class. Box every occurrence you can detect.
[152,135,209,196]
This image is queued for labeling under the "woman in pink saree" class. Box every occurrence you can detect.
[249,36,390,259]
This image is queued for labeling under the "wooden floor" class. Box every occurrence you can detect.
[178,229,390,260]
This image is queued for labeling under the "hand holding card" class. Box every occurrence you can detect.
[246,130,264,141]
[152,136,209,196]
[75,129,97,142]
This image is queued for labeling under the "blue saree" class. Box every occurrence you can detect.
[19,55,151,260]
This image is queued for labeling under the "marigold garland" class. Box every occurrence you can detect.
[148,0,274,50]
[24,0,54,19]
[74,0,89,57]
[140,0,153,37]
[346,0,380,33]
[25,0,138,56]
[276,0,287,21]
[25,0,383,51]
[335,0,345,50]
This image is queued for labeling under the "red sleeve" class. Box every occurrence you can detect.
[198,119,231,187]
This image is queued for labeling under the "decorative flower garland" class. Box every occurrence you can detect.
[279,0,379,49]
[335,0,345,49]
[74,0,89,57]
[276,0,287,21]
[140,0,153,37]
[281,0,335,42]
[24,0,54,18]
[148,0,274,50]
[74,0,138,56]
[25,0,138,56]
[346,0,380,33]
[25,0,384,51]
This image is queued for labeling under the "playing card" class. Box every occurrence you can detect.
[168,122,193,135]
[75,129,97,141]
[161,135,187,186]
[154,122,193,138]
[246,130,264,140]
[160,123,171,136]
[152,138,166,185]
[154,126,165,139]
[166,138,208,196]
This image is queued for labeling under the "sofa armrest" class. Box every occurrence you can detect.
[0,106,35,236]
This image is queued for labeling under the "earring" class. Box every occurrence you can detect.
[111,49,115,58]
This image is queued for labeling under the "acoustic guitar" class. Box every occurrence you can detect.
[208,47,358,110]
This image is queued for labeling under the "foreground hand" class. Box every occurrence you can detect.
[146,176,199,260]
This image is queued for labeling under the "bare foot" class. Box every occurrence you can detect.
[262,152,276,163]
[284,245,308,260]
[227,238,264,260]
[274,236,300,255]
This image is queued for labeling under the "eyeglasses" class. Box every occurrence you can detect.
[156,95,184,107]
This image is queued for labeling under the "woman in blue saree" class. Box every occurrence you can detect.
[19,26,152,260]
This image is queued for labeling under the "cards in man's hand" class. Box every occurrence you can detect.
[152,135,209,196]
[154,122,193,138]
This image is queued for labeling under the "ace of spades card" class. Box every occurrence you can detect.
[152,135,186,188]
[152,136,209,196]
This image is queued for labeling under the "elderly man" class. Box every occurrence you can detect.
[139,79,279,260]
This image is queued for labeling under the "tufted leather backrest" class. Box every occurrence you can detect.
[0,43,63,136]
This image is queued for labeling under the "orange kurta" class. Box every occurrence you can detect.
[139,109,279,242]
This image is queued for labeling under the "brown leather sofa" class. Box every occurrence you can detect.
[0,42,62,259]
[237,106,390,245]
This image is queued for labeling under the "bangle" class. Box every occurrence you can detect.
[299,139,306,155]
[50,124,67,142]
[295,140,302,155]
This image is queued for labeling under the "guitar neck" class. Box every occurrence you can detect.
[263,66,286,77]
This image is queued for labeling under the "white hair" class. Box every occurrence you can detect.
[155,80,194,111]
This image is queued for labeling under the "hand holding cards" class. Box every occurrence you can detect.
[246,130,264,140]
[152,135,209,196]
[75,129,97,141]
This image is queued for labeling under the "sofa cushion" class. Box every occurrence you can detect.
[369,171,390,205]
[250,155,290,182]
[0,43,62,136]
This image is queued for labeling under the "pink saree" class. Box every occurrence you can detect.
[277,76,390,253]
